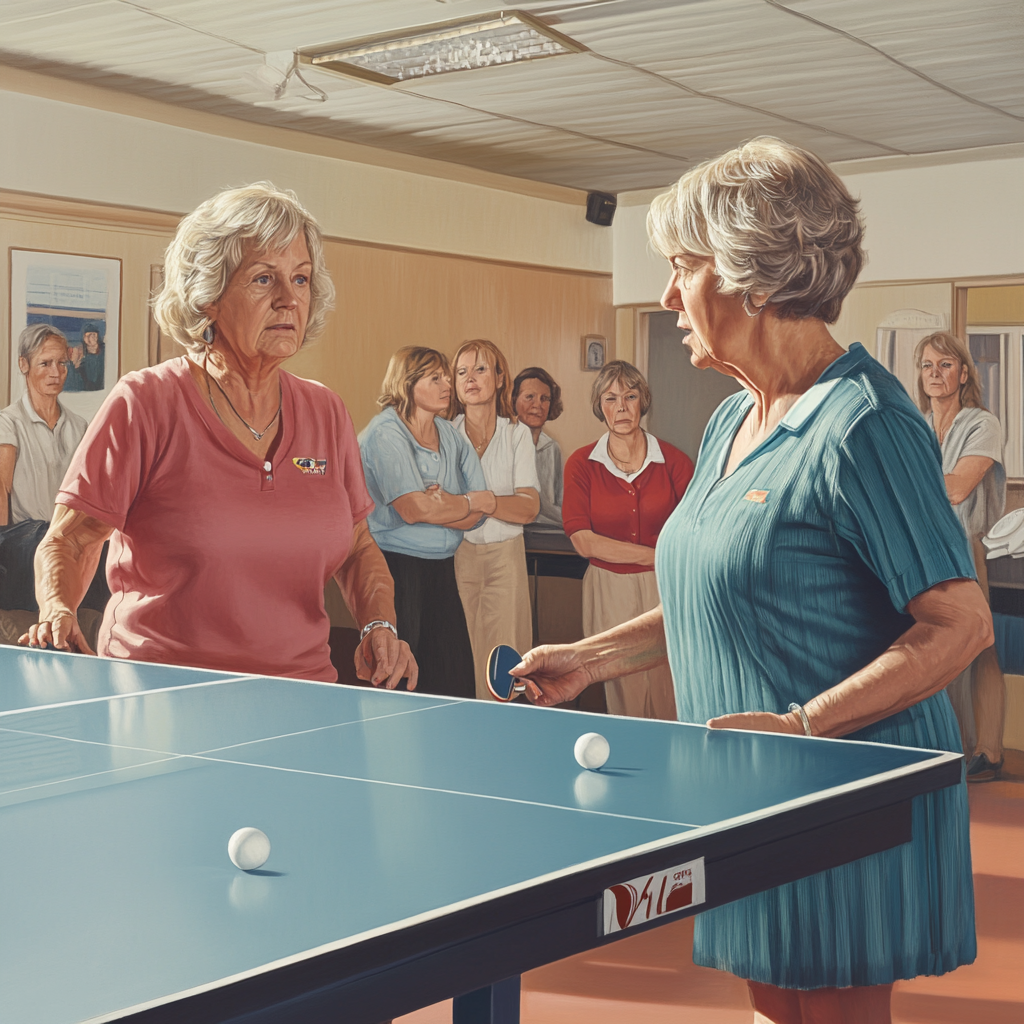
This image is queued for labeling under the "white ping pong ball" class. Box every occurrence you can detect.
[574,732,610,770]
[228,827,271,871]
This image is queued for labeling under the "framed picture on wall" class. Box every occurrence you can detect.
[582,334,606,371]
[8,248,122,422]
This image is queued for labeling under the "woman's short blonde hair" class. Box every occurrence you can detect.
[153,181,335,355]
[378,347,453,421]
[647,137,864,323]
[914,331,985,413]
[451,339,515,419]
[590,360,652,421]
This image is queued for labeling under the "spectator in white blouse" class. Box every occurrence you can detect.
[512,366,564,532]
[916,330,1006,781]
[452,339,540,699]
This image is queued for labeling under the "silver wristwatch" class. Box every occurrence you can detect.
[360,619,398,641]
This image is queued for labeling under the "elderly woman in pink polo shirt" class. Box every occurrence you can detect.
[22,182,415,689]
[562,360,693,719]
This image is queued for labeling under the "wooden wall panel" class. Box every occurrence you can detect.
[288,240,615,458]
[2,193,614,462]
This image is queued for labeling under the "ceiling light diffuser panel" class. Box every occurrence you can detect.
[304,10,585,85]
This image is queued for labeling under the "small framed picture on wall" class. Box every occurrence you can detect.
[582,334,606,371]
[8,248,122,422]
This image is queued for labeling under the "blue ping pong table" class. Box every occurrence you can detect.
[0,646,961,1024]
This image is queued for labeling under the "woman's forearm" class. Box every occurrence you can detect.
[334,521,397,628]
[570,530,655,566]
[35,505,113,618]
[491,489,540,525]
[802,578,992,738]
[393,489,490,525]
[576,605,669,682]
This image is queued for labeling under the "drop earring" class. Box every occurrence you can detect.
[202,325,215,344]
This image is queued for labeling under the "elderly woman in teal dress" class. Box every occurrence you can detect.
[513,138,989,1024]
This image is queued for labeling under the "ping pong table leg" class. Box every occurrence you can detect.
[452,975,520,1024]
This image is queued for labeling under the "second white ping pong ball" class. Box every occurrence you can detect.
[574,732,610,770]
[228,827,271,871]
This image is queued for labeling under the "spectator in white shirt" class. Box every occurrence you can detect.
[916,330,1006,781]
[0,324,88,610]
[452,340,540,699]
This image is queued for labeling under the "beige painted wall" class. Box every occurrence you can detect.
[612,149,1024,306]
[831,282,953,355]
[287,238,615,456]
[0,73,610,275]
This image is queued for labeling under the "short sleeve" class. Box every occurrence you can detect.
[511,421,540,492]
[956,412,1003,465]
[832,408,976,612]
[0,411,18,449]
[359,421,428,507]
[561,448,594,536]
[56,381,149,531]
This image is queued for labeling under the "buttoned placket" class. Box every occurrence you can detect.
[260,458,275,491]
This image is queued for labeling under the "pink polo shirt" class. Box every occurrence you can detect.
[57,358,373,681]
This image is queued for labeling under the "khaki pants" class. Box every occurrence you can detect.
[455,534,533,701]
[946,535,1006,760]
[582,564,677,721]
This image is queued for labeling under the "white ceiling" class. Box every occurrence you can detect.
[1,0,1021,193]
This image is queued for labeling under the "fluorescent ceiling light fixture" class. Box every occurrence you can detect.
[305,11,585,85]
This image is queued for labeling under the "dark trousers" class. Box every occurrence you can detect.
[0,519,110,612]
[382,549,476,699]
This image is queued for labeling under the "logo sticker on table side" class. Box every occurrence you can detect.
[601,857,705,935]
[293,457,327,475]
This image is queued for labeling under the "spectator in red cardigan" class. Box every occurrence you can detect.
[562,360,693,719]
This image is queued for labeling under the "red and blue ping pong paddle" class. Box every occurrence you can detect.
[487,645,528,702]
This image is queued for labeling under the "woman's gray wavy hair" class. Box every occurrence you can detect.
[647,138,864,323]
[153,182,335,355]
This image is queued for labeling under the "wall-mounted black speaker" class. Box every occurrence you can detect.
[586,191,617,226]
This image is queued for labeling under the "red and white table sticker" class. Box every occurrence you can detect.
[601,856,705,935]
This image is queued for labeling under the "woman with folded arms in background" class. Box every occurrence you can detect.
[917,330,1007,781]
[359,347,491,698]
[452,339,539,699]
[22,182,415,690]
[512,366,564,532]
[562,360,693,720]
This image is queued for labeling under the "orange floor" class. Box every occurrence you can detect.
[399,752,1024,1024]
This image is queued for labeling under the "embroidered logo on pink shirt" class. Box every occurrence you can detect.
[743,490,768,504]
[293,458,327,475]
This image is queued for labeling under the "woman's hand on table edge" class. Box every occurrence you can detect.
[19,612,96,656]
[512,644,593,707]
[355,626,418,690]
[706,710,804,734]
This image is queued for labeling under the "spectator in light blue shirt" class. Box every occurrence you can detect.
[359,347,493,697]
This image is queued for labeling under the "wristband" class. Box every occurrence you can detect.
[360,620,398,642]
[788,702,813,736]
[465,493,473,515]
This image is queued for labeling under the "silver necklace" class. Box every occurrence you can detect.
[205,366,281,442]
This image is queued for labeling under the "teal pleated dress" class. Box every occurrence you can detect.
[656,344,977,989]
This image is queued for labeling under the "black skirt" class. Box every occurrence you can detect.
[382,549,475,699]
